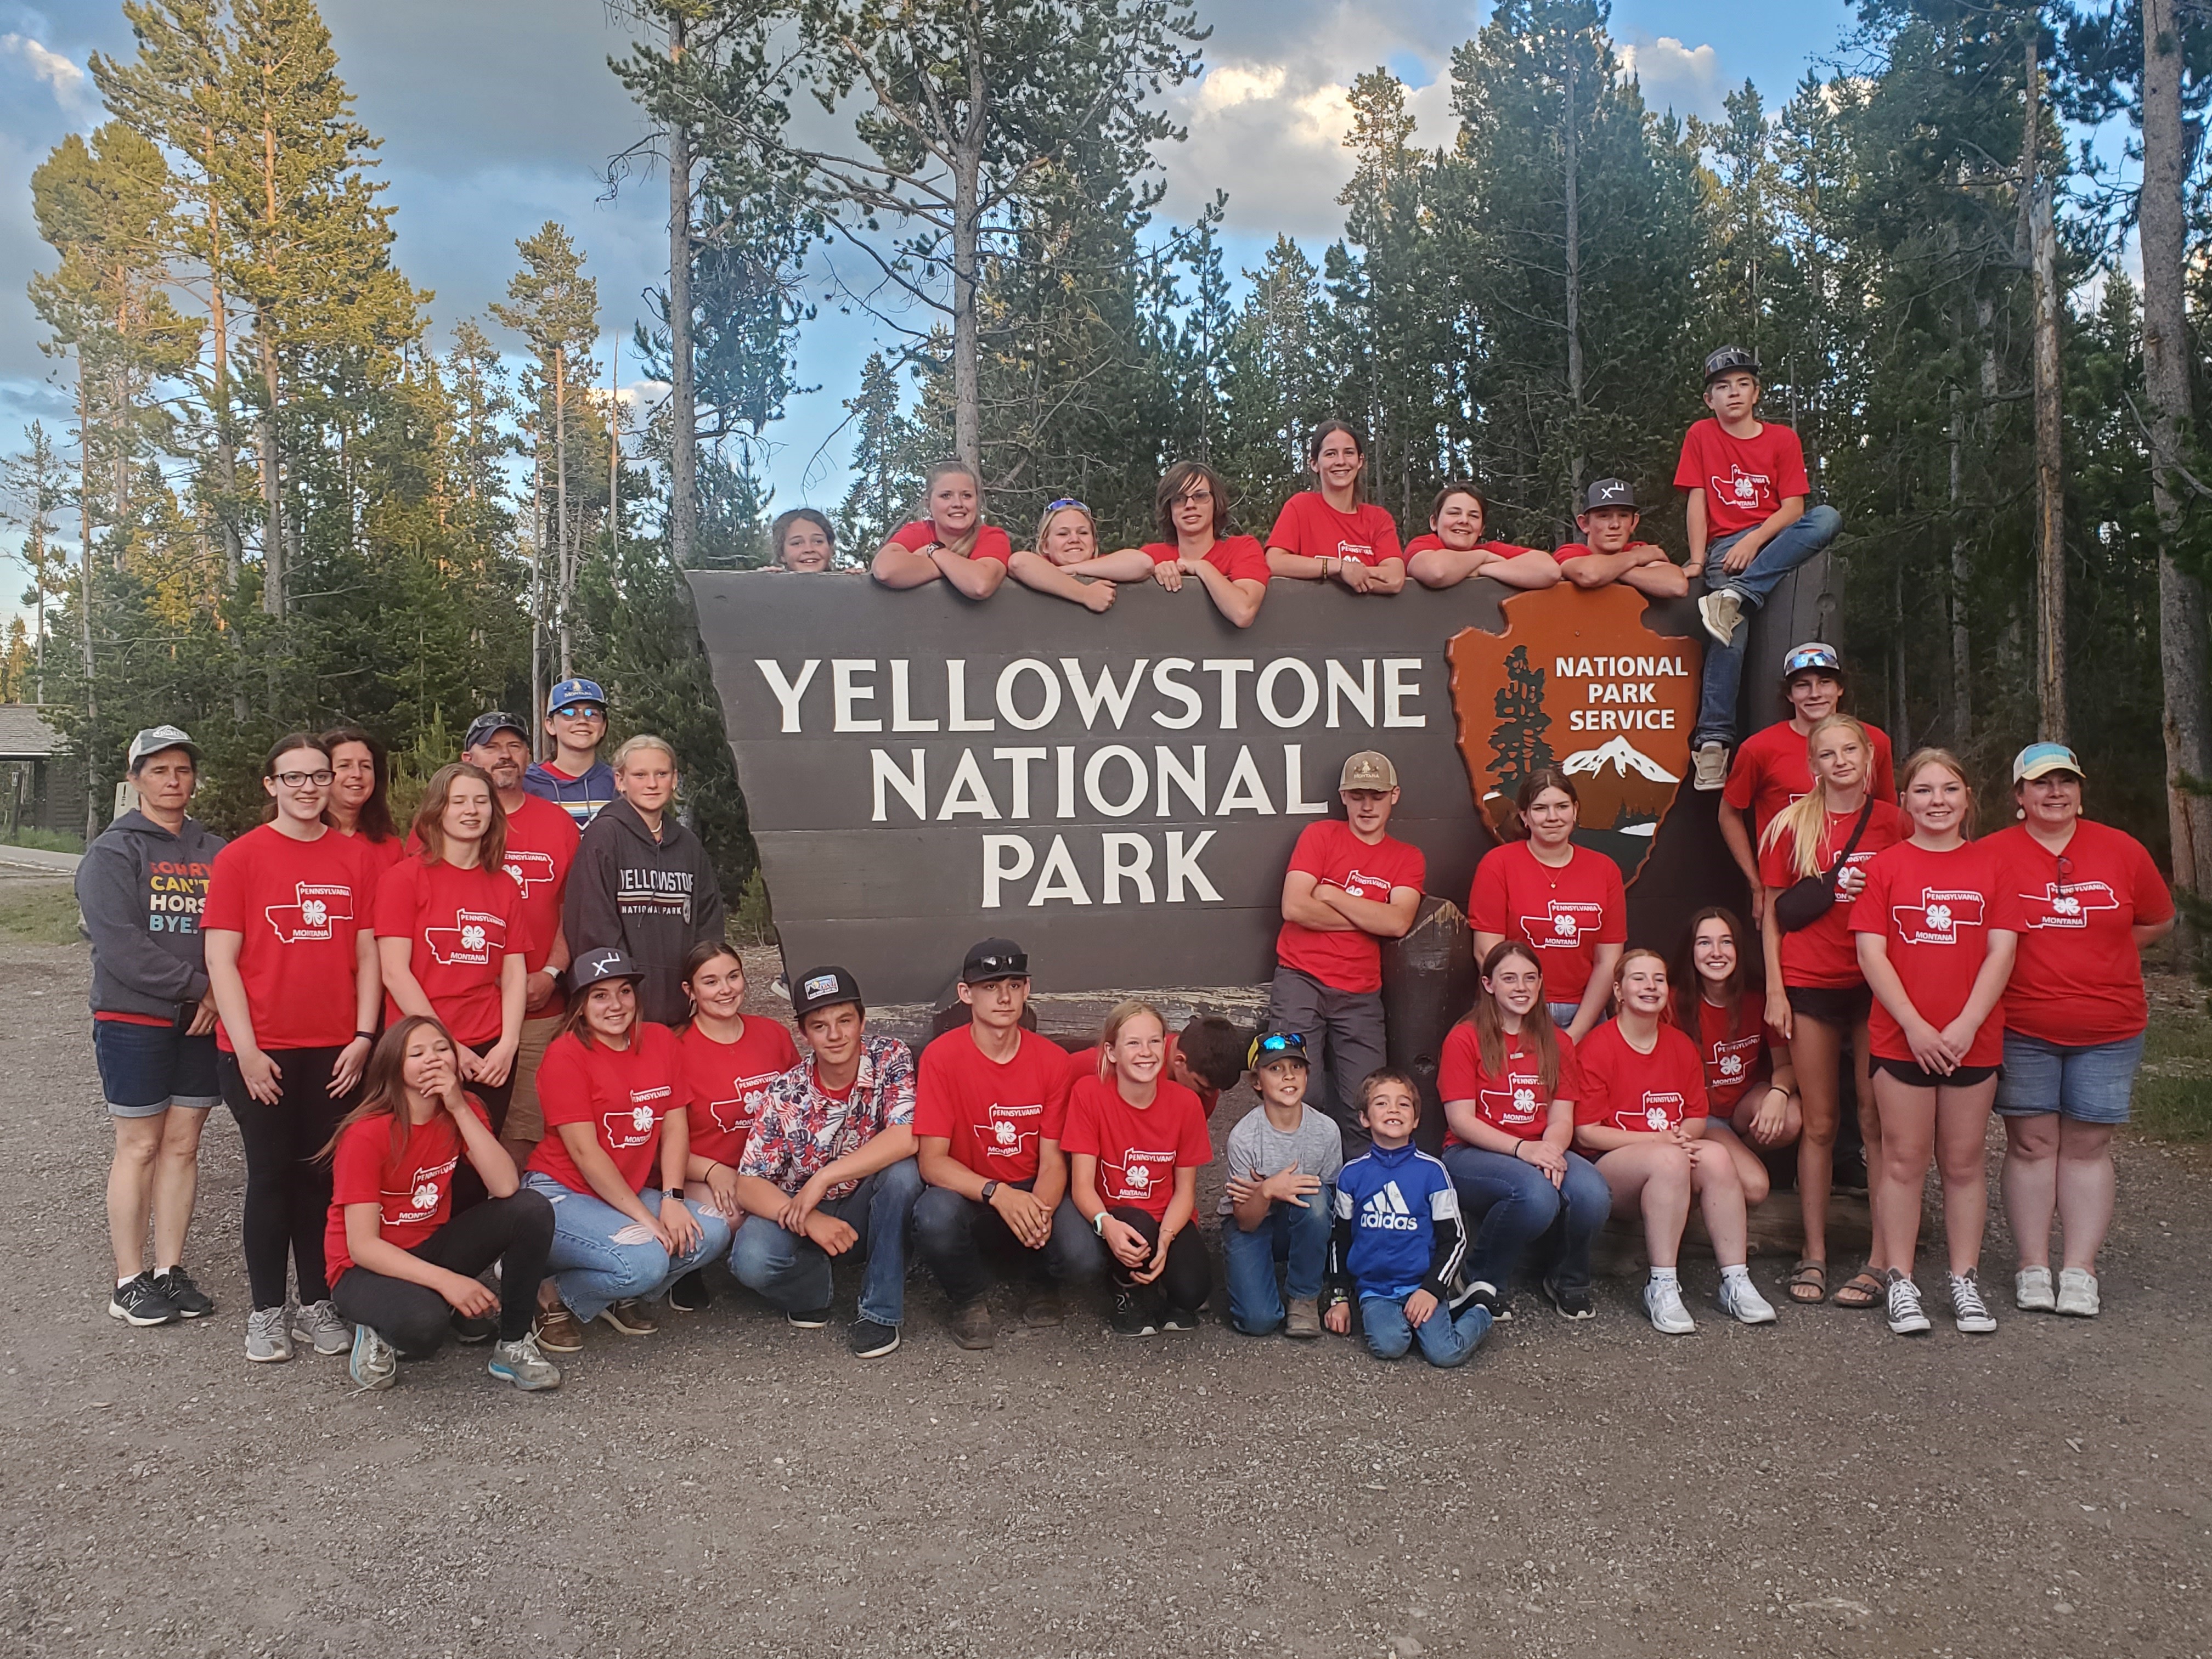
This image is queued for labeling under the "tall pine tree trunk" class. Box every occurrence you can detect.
[666,10,697,569]
[76,371,98,838]
[555,345,572,678]
[1561,55,1585,495]
[950,26,988,474]
[1950,386,1973,744]
[258,334,283,617]
[2141,0,2212,898]
[2026,32,2066,740]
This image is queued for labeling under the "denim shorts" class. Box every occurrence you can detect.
[93,1018,220,1117]
[1994,1030,2146,1125]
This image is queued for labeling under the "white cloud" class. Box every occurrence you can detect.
[1618,36,1726,121]
[0,33,92,114]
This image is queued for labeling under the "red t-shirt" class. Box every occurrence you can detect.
[889,518,1013,566]
[1573,1020,1709,1137]
[1723,719,1898,836]
[915,1026,1073,1183]
[496,792,580,978]
[1987,820,2174,1047]
[1849,839,2024,1067]
[1437,1022,1585,1145]
[342,831,407,876]
[1402,534,1539,562]
[1467,841,1627,1005]
[527,1022,689,1195]
[324,1098,492,1284]
[1674,417,1812,538]
[1265,493,1402,568]
[1063,1035,1222,1119]
[679,1017,800,1168]
[1141,535,1271,586]
[1757,800,1905,988]
[202,823,379,1053]
[374,856,528,1047]
[1059,1074,1211,1220]
[1690,991,1781,1112]
[1275,820,1428,994]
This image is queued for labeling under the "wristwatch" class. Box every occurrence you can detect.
[1092,1210,1109,1236]
[980,1181,1000,1203]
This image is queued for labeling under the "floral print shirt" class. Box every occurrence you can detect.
[737,1031,916,1199]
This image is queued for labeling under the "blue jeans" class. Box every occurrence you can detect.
[522,1172,732,1323]
[1360,1294,1493,1366]
[1220,1189,1334,1334]
[1694,504,1843,746]
[913,1183,1104,1304]
[1441,1144,1610,1297]
[729,1157,923,1327]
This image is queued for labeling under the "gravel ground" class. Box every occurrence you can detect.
[4,933,2209,1659]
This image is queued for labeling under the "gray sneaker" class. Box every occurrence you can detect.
[245,1305,294,1363]
[1698,586,1745,645]
[348,1324,398,1391]
[292,1299,353,1356]
[488,1333,563,1392]
[1692,741,1731,792]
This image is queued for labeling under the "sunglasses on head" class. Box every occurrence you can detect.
[1045,498,1089,514]
[1247,1032,1308,1068]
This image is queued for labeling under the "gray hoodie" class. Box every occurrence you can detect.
[76,809,227,1022]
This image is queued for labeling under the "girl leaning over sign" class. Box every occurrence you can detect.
[1756,713,1902,1310]
[869,460,1013,599]
[1265,420,1406,594]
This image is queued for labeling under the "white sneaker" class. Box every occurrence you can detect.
[1692,741,1730,791]
[292,1298,354,1356]
[1698,587,1746,645]
[1644,1277,1696,1335]
[1949,1271,1997,1334]
[1718,1272,1778,1325]
[2015,1266,2056,1312]
[245,1305,294,1363]
[1885,1272,1932,1335]
[2055,1268,2100,1318]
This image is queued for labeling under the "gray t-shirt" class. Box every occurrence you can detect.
[1219,1103,1346,1216]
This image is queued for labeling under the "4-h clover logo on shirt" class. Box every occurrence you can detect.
[460,923,488,952]
[1720,1053,1745,1077]
[302,899,328,927]
[1553,912,1578,938]
[1925,904,1953,934]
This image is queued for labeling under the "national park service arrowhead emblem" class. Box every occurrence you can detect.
[1447,584,1701,881]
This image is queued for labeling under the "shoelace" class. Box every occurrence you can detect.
[1952,1276,1991,1319]
[1888,1278,1924,1319]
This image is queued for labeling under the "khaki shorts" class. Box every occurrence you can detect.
[505,1011,565,1143]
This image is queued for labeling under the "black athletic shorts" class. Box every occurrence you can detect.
[1870,1057,2000,1090]
[1786,983,1873,1026]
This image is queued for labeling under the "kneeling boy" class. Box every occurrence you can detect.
[1221,1032,1344,1339]
[1322,1071,1493,1367]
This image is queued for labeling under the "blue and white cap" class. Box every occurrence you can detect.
[1781,641,1843,681]
[547,677,607,715]
[2012,742,2084,783]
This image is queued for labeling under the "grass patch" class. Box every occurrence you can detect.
[2138,997,2212,1141]
[0,826,83,854]
[0,882,85,945]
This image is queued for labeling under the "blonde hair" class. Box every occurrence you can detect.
[1898,746,1977,837]
[1761,713,1874,880]
[1097,998,1165,1079]
[1612,946,1670,1021]
[612,733,676,774]
[921,459,984,560]
[1034,501,1096,560]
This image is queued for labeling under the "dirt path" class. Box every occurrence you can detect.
[3,938,2207,1658]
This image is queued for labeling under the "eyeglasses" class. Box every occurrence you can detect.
[1175,488,1214,505]
[552,704,604,721]
[968,954,1026,978]
[2054,852,2074,888]
[1044,498,1090,514]
[274,770,334,788]
[1247,1032,1308,1067]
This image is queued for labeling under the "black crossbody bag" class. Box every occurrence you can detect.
[1772,799,1875,934]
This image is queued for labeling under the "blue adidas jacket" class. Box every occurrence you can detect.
[1325,1141,1467,1305]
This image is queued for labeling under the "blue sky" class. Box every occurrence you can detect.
[0,1,1861,559]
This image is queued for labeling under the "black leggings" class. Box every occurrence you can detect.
[329,1192,554,1353]
[1107,1206,1212,1312]
[221,1046,352,1311]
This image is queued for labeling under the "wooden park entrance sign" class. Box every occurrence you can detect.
[690,572,1762,1007]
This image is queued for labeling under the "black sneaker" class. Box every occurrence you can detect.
[1160,1305,1201,1332]
[848,1318,900,1357]
[1110,1289,1157,1337]
[1541,1276,1595,1321]
[667,1269,712,1313]
[108,1272,179,1327]
[1464,1279,1513,1322]
[152,1266,214,1319]
[450,1312,498,1345]
[786,1305,833,1330]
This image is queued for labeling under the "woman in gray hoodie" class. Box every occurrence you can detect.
[77,726,228,1328]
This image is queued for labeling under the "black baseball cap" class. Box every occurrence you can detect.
[791,964,864,1019]
[1703,345,1762,385]
[960,938,1029,985]
[464,710,529,750]
[1582,477,1637,514]
[569,948,642,990]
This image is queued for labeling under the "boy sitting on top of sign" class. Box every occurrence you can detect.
[1268,751,1427,1155]
[1553,478,1691,599]
[1678,346,1844,791]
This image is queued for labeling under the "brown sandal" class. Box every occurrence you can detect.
[1832,1268,1885,1309]
[1786,1259,1828,1304]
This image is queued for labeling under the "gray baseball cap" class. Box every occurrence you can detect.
[128,725,201,770]
[1582,477,1637,514]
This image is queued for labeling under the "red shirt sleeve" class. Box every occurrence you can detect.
[2131,835,2177,926]
[1265,495,1308,555]
[1057,1083,1101,1157]
[888,520,935,551]
[1175,1090,1213,1167]
[1720,741,1762,811]
[1770,425,1811,498]
[1757,825,1797,891]
[1676,1031,1713,1117]
[204,840,249,933]
[1596,859,1628,943]
[329,1118,386,1210]
[1403,533,1441,556]
[371,858,419,940]
[1554,1031,1585,1102]
[1848,851,1894,934]
[1287,822,1331,879]
[912,1041,956,1141]
[1468,847,1510,934]
[1040,1053,1073,1141]
[970,525,1013,566]
[1673,425,1705,493]
[534,1039,594,1129]
[1572,1040,1611,1130]
[1215,535,1271,585]
[1395,840,1428,897]
[1364,506,1403,561]
[1437,1023,1481,1101]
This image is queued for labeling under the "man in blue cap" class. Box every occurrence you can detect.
[525,677,618,830]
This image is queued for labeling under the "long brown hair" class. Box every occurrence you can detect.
[320,726,396,843]
[1466,939,1560,1097]
[1760,713,1872,880]
[317,1015,461,1163]
[1671,907,1752,1036]
[1305,419,1369,505]
[559,973,640,1049]
[409,761,509,871]
[1155,460,1230,541]
[680,940,746,1034]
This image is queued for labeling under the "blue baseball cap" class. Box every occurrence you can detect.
[2012,742,2084,783]
[546,678,606,715]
